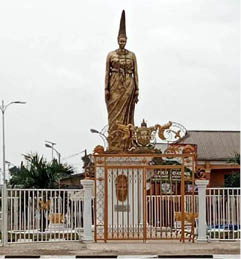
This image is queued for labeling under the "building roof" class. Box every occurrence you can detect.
[178,130,240,161]
[60,173,85,181]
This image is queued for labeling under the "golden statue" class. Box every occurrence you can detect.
[105,10,139,137]
[102,11,185,153]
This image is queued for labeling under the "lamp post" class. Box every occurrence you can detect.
[90,127,108,148]
[45,140,56,161]
[0,100,26,246]
[45,142,61,163]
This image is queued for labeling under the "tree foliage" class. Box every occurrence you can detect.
[224,173,240,188]
[224,152,240,188]
[227,152,240,165]
[9,153,74,188]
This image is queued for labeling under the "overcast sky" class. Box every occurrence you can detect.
[0,0,239,176]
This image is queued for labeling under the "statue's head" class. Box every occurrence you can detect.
[118,36,127,50]
[117,10,127,49]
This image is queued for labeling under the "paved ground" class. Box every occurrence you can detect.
[0,240,239,257]
[0,256,240,259]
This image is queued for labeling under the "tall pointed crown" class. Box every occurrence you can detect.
[118,10,127,38]
[141,119,147,128]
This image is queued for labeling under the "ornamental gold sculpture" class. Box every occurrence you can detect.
[116,175,128,202]
[107,120,186,153]
[105,10,139,147]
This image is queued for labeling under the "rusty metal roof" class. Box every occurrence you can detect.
[178,130,240,161]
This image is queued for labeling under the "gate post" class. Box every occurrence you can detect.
[195,179,209,242]
[81,179,94,241]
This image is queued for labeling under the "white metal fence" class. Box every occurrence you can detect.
[145,190,240,241]
[0,188,94,243]
[145,195,198,240]
[206,188,240,240]
[0,187,240,243]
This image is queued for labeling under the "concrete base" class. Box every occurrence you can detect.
[47,223,65,231]
[0,240,239,256]
[82,240,94,244]
[197,238,209,242]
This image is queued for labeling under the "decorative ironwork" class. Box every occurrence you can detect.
[133,120,156,148]
[94,146,197,242]
[157,121,187,143]
[164,145,182,155]
[95,167,105,240]
[195,168,207,180]
[116,175,128,202]
[94,145,105,155]
[106,120,187,153]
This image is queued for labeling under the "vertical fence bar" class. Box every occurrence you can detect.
[63,190,66,241]
[19,190,22,243]
[74,193,77,241]
[227,189,230,240]
[23,190,26,242]
[137,169,140,239]
[132,169,134,239]
[104,165,108,242]
[238,190,240,239]
[217,189,220,240]
[27,190,29,240]
[32,190,35,241]
[209,189,212,237]
[222,189,225,240]
[9,189,12,243]
[121,169,124,239]
[36,190,39,242]
[181,163,185,242]
[111,169,114,239]
[127,169,130,239]
[143,167,146,242]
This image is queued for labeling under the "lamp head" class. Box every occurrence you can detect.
[45,140,56,146]
[13,101,27,104]
[45,143,52,148]
[90,129,99,134]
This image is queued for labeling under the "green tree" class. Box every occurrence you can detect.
[9,153,74,188]
[227,152,240,165]
[224,152,240,188]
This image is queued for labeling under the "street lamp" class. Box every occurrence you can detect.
[45,140,56,160]
[0,100,26,246]
[45,142,61,163]
[90,126,108,148]
[1,100,26,184]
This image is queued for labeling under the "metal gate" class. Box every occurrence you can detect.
[94,144,197,242]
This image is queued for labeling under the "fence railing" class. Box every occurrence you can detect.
[206,188,240,240]
[146,189,241,241]
[0,187,240,243]
[0,188,94,243]
[146,195,198,222]
[145,195,198,240]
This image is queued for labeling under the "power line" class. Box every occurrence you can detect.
[62,150,86,161]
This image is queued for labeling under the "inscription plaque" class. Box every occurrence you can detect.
[114,205,130,212]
